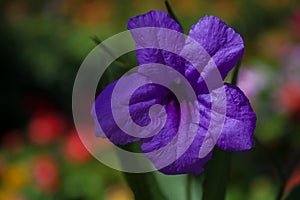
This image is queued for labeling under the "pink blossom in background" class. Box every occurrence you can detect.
[238,67,270,100]
[277,81,300,114]
[281,45,300,83]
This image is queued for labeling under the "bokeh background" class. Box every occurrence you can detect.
[1,0,300,199]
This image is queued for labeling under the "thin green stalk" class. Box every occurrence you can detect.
[186,174,192,200]
[90,35,130,68]
[231,61,241,86]
[203,61,242,200]
[276,183,286,200]
[164,0,183,30]
[202,149,231,200]
[119,143,167,200]
[123,172,167,200]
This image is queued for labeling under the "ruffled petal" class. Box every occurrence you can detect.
[127,10,185,74]
[129,83,173,128]
[140,98,180,153]
[91,104,106,138]
[216,83,256,151]
[141,132,213,175]
[159,148,213,175]
[146,82,255,174]
[140,97,213,175]
[127,10,183,32]
[153,123,213,175]
[93,81,139,145]
[93,74,174,145]
[186,16,244,82]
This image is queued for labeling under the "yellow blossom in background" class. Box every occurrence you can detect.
[105,185,134,200]
[170,0,202,17]
[0,189,26,200]
[2,163,29,191]
[211,0,238,23]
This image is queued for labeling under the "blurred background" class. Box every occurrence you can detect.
[1,0,300,199]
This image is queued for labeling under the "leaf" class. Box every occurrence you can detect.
[123,172,167,200]
[155,173,186,200]
[285,185,300,200]
[120,142,168,200]
[155,172,203,200]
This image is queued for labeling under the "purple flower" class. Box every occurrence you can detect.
[92,10,256,175]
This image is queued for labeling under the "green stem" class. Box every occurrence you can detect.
[276,183,285,200]
[202,149,231,200]
[231,61,241,86]
[119,143,167,200]
[186,174,192,200]
[202,61,242,200]
[164,0,183,30]
[123,172,167,200]
[90,35,130,68]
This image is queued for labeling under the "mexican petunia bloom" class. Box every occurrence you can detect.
[92,10,256,175]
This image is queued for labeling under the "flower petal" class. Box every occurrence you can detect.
[140,98,213,175]
[127,10,185,74]
[187,16,244,81]
[127,10,183,32]
[140,98,180,153]
[141,125,213,175]
[129,83,173,129]
[216,83,256,151]
[146,82,255,174]
[93,81,139,145]
[91,104,106,138]
[93,75,173,145]
[159,149,213,175]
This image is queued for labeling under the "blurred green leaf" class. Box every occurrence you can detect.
[123,172,167,200]
[61,163,105,200]
[155,172,203,200]
[120,143,167,200]
[284,185,300,200]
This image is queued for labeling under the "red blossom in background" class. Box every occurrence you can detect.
[277,81,300,115]
[32,155,59,193]
[290,10,300,37]
[28,111,67,145]
[63,130,91,164]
